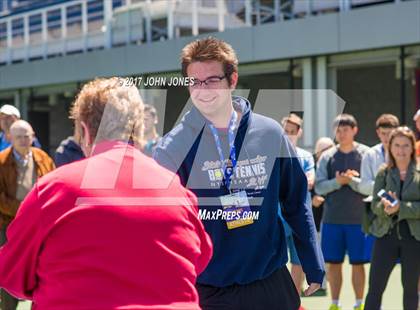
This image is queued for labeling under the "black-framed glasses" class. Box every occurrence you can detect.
[190,75,227,88]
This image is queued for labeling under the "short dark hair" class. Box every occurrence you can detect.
[375,114,399,129]
[333,114,357,128]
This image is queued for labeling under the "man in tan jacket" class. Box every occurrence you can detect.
[0,120,54,309]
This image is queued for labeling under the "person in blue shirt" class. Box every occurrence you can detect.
[153,37,324,310]
[353,114,399,197]
[280,113,317,300]
[54,136,85,167]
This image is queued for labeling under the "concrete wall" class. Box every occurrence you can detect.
[49,95,74,154]
[337,64,416,146]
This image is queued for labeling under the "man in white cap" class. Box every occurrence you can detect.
[0,105,41,151]
[0,105,20,151]
[0,105,20,118]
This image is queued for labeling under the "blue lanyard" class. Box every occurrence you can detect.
[209,111,238,191]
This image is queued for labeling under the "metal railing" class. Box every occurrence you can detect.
[0,0,409,65]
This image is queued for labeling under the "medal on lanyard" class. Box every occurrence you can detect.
[209,111,254,229]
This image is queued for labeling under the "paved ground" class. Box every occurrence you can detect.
[15,261,407,310]
[301,262,405,310]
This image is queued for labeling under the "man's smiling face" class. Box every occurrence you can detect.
[187,60,237,120]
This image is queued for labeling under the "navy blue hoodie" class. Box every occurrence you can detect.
[154,96,324,287]
[54,136,85,167]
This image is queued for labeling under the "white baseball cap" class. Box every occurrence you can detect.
[0,104,20,118]
[413,109,420,121]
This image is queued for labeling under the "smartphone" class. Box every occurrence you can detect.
[377,189,398,207]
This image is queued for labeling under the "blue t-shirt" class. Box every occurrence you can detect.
[296,147,315,176]
[280,147,314,237]
[0,132,10,151]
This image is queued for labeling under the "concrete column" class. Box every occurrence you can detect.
[23,14,29,61]
[167,0,174,39]
[145,0,152,43]
[307,0,313,15]
[14,90,21,112]
[42,11,48,58]
[18,90,29,121]
[81,1,88,51]
[217,0,225,32]
[327,64,338,127]
[6,18,12,64]
[192,0,198,36]
[316,56,328,139]
[61,6,67,54]
[103,0,113,48]
[274,0,280,21]
[302,58,314,147]
[245,0,252,26]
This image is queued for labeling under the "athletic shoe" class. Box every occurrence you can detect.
[328,304,342,310]
[354,304,364,310]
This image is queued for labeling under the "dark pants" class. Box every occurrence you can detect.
[0,227,19,310]
[197,266,300,310]
[365,221,420,310]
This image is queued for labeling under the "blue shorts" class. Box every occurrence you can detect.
[321,223,373,264]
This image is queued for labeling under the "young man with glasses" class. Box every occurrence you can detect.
[154,37,324,310]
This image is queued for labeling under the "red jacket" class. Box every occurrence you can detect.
[0,141,212,309]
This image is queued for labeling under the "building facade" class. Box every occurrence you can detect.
[0,0,419,153]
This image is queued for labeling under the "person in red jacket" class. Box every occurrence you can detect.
[0,77,213,310]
